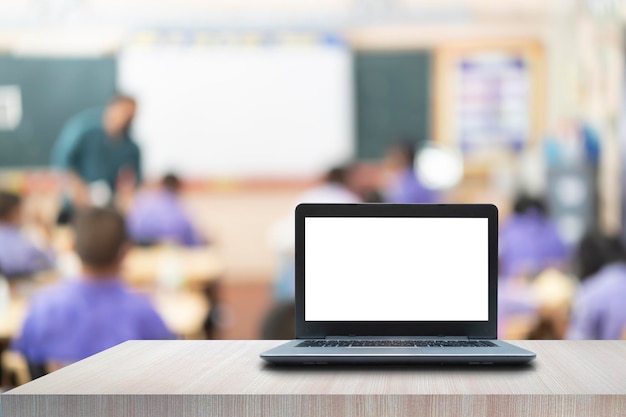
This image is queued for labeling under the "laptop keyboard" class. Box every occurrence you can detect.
[296,340,497,348]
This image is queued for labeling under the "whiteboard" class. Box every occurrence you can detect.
[117,40,353,179]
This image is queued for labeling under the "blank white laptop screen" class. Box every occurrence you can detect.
[304,217,489,322]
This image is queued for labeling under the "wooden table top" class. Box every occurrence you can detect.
[4,340,625,417]
[6,340,626,396]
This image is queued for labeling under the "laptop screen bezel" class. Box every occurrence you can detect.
[295,203,498,339]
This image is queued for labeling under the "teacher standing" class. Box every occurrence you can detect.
[53,95,141,222]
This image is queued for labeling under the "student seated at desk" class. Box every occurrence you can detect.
[269,165,361,302]
[567,232,626,340]
[381,142,437,204]
[0,190,55,278]
[126,174,205,247]
[12,207,174,375]
[499,194,569,280]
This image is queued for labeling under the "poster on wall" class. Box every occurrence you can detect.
[454,53,530,152]
[0,85,22,131]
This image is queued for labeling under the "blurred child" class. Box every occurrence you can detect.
[572,230,622,283]
[567,232,626,339]
[268,165,361,302]
[499,194,569,280]
[296,166,361,205]
[13,207,174,373]
[0,191,55,278]
[126,173,205,247]
[382,142,437,204]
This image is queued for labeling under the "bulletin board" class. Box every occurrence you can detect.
[434,41,545,153]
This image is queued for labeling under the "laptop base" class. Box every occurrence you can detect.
[261,340,536,366]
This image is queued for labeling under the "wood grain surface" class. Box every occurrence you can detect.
[3,340,626,417]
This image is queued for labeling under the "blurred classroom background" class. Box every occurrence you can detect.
[1,0,626,385]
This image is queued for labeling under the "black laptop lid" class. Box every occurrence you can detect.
[295,203,498,339]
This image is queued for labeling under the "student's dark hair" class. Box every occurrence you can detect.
[73,207,128,267]
[513,194,547,216]
[162,173,182,193]
[391,141,417,167]
[325,166,350,184]
[574,230,626,282]
[0,190,21,220]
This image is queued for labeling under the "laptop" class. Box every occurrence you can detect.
[260,203,536,365]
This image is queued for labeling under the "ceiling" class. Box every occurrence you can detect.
[0,0,577,28]
[2,0,619,55]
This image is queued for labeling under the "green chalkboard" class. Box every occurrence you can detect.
[354,51,431,160]
[0,56,116,167]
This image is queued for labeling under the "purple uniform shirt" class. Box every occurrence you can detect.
[384,168,436,204]
[126,190,204,246]
[499,211,568,279]
[497,278,539,337]
[567,263,626,340]
[0,224,55,278]
[13,278,174,363]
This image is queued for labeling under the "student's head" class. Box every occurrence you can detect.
[103,95,137,139]
[513,194,547,216]
[325,166,350,186]
[385,142,416,170]
[162,173,182,193]
[575,230,626,282]
[0,190,22,224]
[73,207,128,272]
